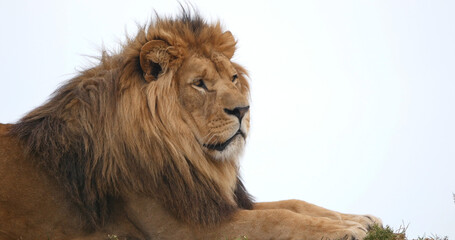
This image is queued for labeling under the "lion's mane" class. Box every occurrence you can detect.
[10,10,253,230]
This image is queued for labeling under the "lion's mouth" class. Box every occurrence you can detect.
[203,130,245,151]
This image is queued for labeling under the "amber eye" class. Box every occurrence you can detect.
[232,74,238,82]
[193,79,207,90]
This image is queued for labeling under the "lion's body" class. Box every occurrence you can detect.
[0,11,381,240]
[0,124,78,238]
[0,124,142,239]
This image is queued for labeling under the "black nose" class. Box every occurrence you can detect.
[224,106,250,121]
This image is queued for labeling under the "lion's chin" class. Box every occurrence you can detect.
[206,135,245,161]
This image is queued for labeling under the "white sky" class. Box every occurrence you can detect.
[0,0,454,238]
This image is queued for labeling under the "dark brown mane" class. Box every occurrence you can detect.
[9,10,252,230]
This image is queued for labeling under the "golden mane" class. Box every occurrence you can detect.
[9,10,252,230]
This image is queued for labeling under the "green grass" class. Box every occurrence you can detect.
[365,224,448,240]
[365,225,405,240]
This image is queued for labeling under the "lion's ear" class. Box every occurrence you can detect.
[140,40,172,82]
[218,31,236,59]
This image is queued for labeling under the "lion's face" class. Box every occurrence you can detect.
[139,29,248,162]
[176,53,250,161]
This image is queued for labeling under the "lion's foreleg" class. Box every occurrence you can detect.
[254,199,382,230]
[255,200,342,219]
[125,196,372,240]
[200,209,368,240]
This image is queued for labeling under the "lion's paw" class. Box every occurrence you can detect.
[322,223,368,240]
[344,214,382,231]
[364,215,382,228]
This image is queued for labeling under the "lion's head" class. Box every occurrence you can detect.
[138,20,250,162]
[10,11,253,228]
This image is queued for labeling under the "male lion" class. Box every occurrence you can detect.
[0,11,381,240]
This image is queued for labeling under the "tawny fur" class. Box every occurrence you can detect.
[0,10,382,240]
[8,11,251,229]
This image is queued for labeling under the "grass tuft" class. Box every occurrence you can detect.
[365,224,448,240]
[365,224,405,240]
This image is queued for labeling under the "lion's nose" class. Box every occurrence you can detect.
[224,106,250,121]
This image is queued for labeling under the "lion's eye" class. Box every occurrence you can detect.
[193,79,207,90]
[232,74,238,83]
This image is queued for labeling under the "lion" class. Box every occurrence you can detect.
[0,10,382,240]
